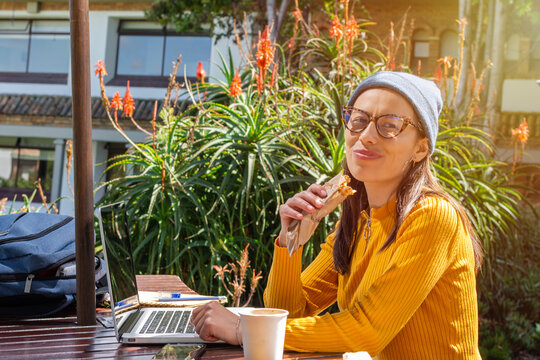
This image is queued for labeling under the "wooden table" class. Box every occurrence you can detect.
[0,275,343,359]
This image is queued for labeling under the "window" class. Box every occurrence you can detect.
[0,137,54,202]
[439,30,459,59]
[413,29,431,58]
[106,142,128,181]
[112,20,211,87]
[0,20,70,84]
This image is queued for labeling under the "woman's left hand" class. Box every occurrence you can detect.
[190,301,241,345]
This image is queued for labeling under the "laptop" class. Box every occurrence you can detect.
[98,202,235,344]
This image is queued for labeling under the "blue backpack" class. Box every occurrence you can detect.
[0,212,106,318]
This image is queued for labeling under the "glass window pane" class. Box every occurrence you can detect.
[164,36,211,77]
[0,148,14,188]
[117,35,164,76]
[15,148,54,190]
[0,20,30,32]
[414,41,430,58]
[20,138,54,148]
[28,35,70,73]
[120,21,162,31]
[0,137,17,147]
[32,20,70,33]
[0,34,28,72]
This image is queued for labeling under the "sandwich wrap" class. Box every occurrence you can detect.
[286,173,355,256]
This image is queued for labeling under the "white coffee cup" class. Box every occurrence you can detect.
[240,308,289,360]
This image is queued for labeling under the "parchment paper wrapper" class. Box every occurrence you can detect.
[286,173,355,256]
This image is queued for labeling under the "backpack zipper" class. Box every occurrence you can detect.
[0,254,77,282]
[0,217,73,246]
[24,274,34,293]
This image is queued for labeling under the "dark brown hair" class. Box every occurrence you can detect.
[333,157,483,274]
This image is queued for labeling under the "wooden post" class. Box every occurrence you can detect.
[70,0,96,325]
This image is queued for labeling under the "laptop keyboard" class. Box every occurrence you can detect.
[119,310,144,335]
[140,310,195,334]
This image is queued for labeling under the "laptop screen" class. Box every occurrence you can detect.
[98,202,141,339]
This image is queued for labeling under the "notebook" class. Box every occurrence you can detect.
[98,202,236,344]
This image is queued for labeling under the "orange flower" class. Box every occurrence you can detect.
[288,39,295,49]
[229,68,242,97]
[437,57,452,77]
[330,16,343,40]
[213,264,231,279]
[94,60,107,77]
[255,26,273,95]
[345,15,359,41]
[123,81,135,118]
[255,26,273,72]
[292,9,302,20]
[196,61,206,83]
[111,91,123,111]
[512,118,529,144]
[437,57,452,66]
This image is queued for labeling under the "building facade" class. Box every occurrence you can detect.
[0,0,242,214]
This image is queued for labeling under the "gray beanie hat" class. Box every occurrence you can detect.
[346,71,443,155]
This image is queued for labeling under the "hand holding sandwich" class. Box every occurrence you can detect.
[278,173,355,255]
[278,183,328,247]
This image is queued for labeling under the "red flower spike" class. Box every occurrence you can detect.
[288,39,295,49]
[94,60,107,77]
[111,91,123,111]
[255,26,273,95]
[330,16,343,40]
[512,119,529,144]
[229,68,242,97]
[255,26,273,72]
[196,61,206,83]
[345,16,359,41]
[123,81,135,118]
[292,9,302,20]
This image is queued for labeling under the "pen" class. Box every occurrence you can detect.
[158,295,227,302]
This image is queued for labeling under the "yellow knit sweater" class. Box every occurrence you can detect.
[264,196,480,359]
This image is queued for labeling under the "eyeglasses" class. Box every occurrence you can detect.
[342,106,419,138]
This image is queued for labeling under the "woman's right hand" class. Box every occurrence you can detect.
[277,184,328,247]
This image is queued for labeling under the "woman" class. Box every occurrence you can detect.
[191,71,482,359]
